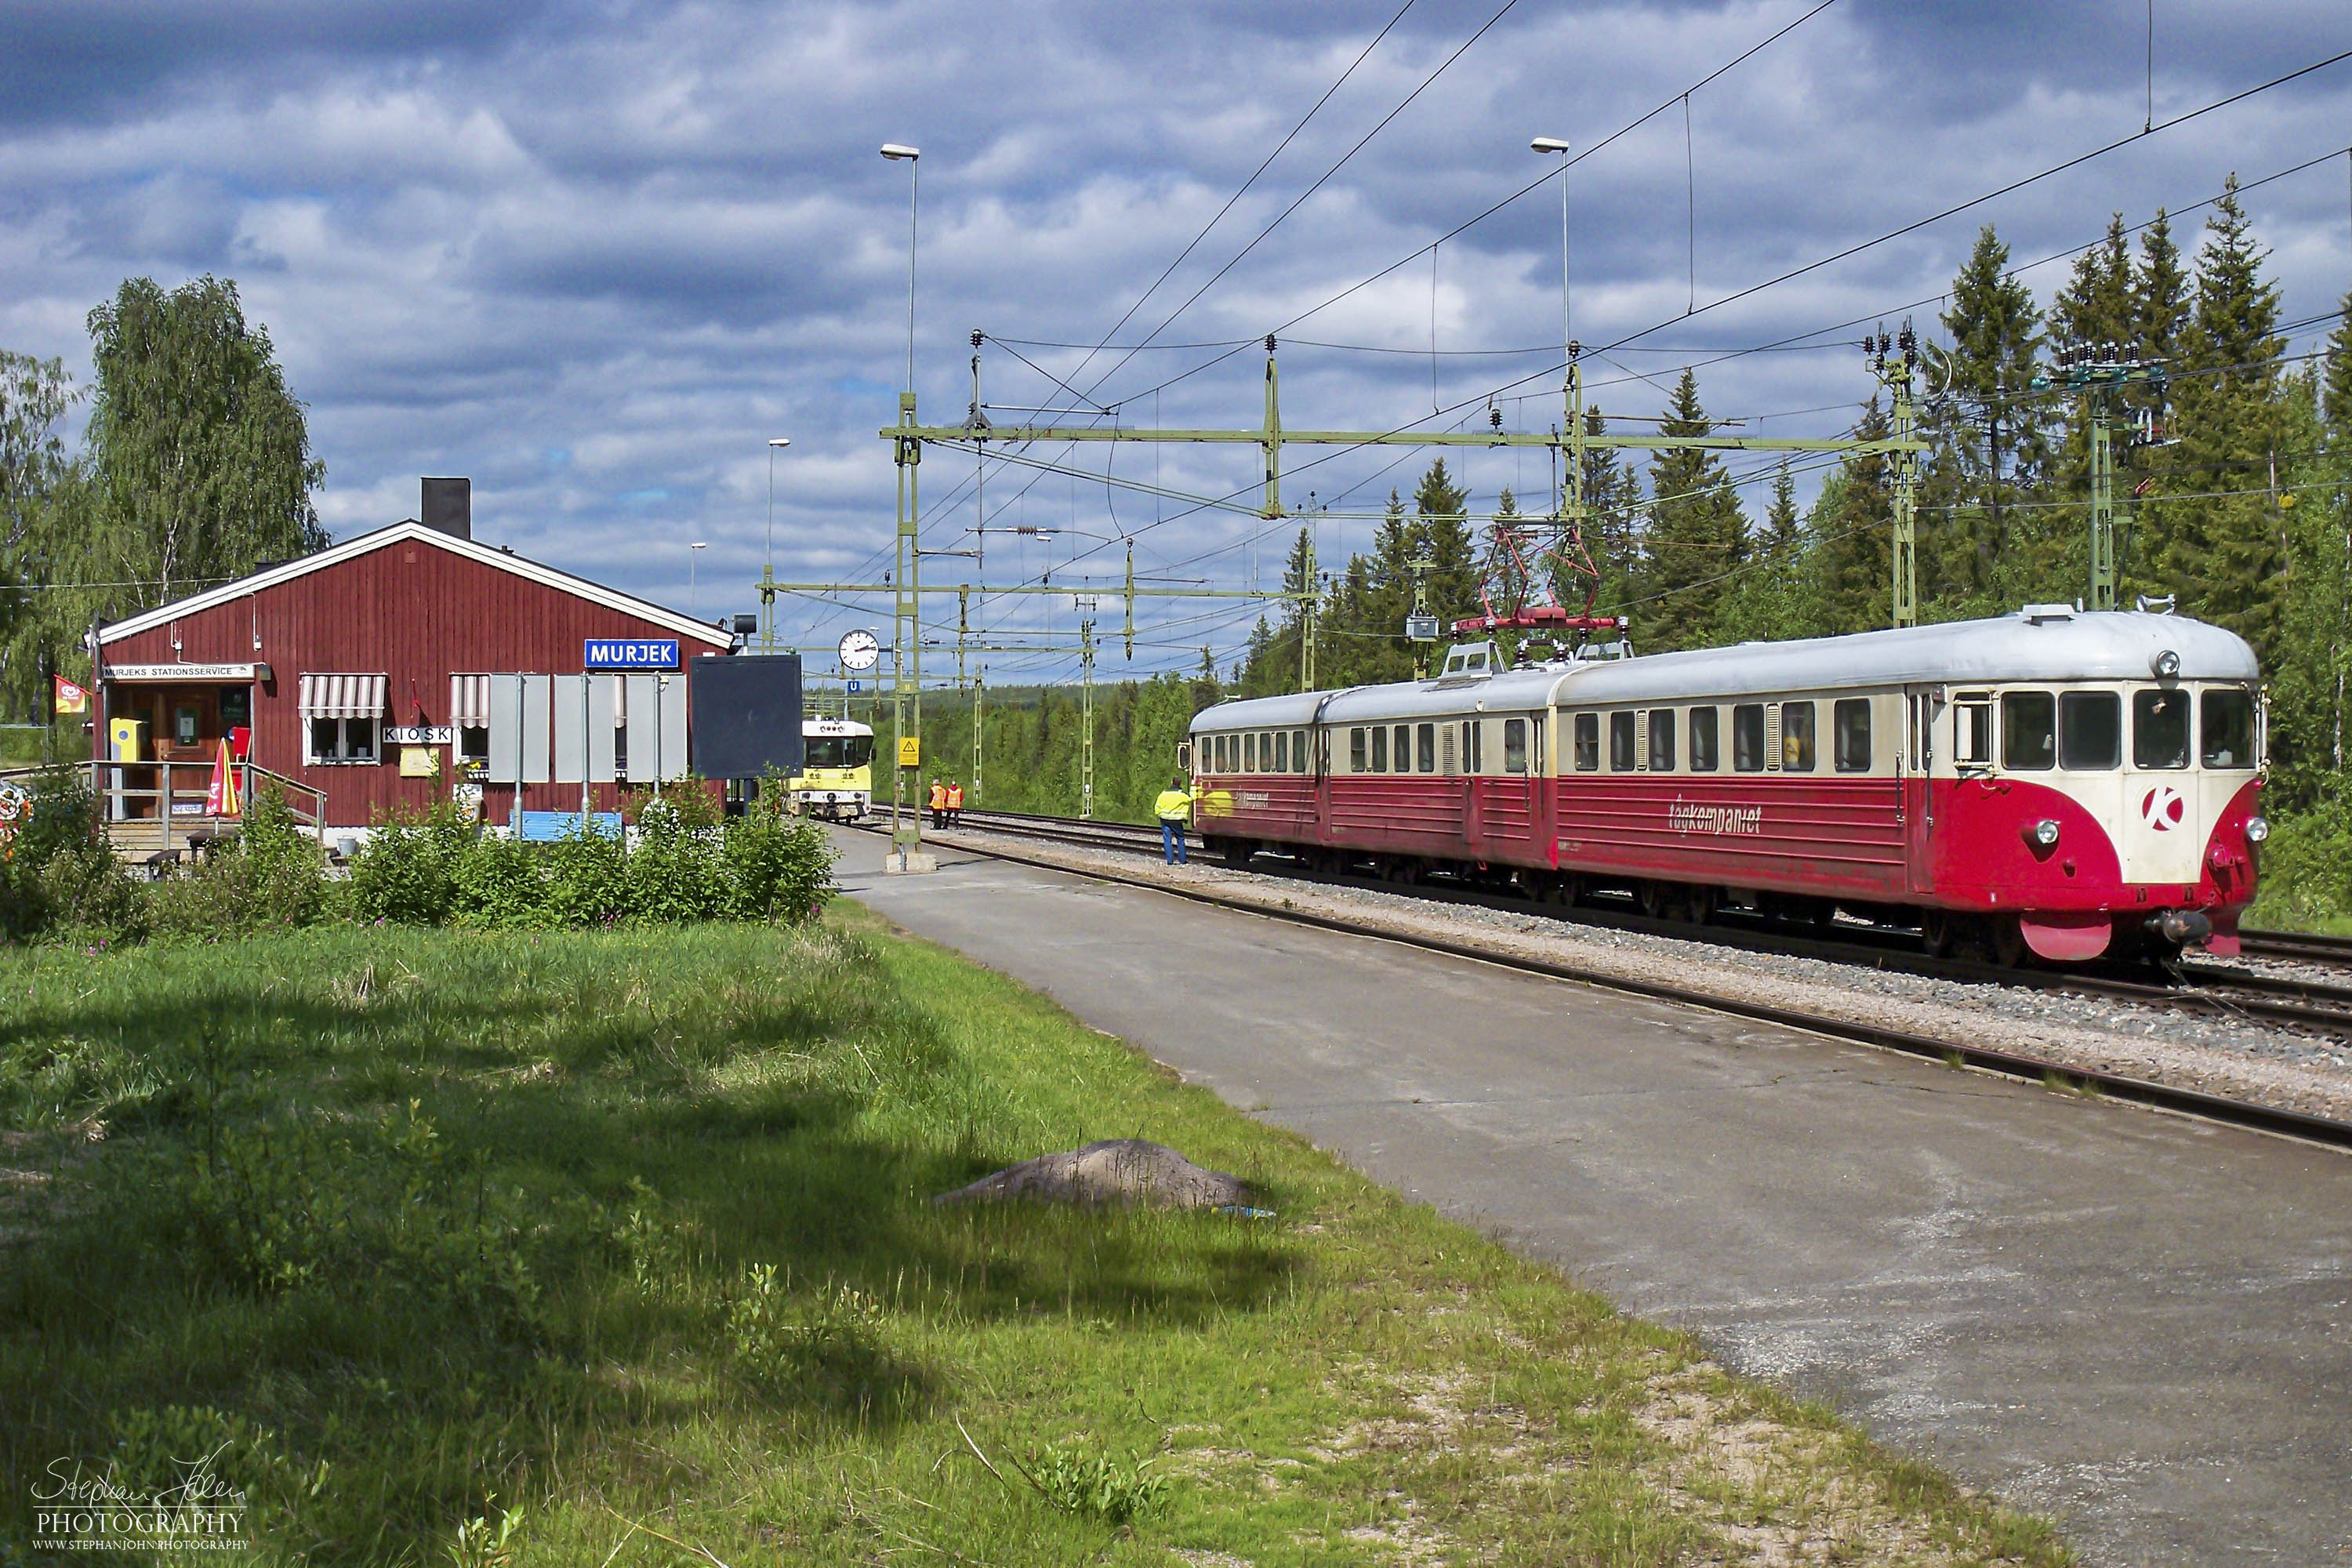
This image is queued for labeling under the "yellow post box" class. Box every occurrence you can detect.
[108,717,145,762]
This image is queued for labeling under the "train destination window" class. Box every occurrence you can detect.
[2201,689,2255,768]
[1416,723,1436,773]
[1648,710,1676,771]
[1349,728,1367,771]
[1573,713,1599,771]
[2060,691,2121,770]
[1688,707,1719,771]
[1370,725,1388,772]
[1832,699,1871,772]
[2132,691,2187,768]
[1782,701,1817,771]
[1953,699,1993,767]
[1609,711,1636,771]
[2002,691,2056,771]
[1732,704,1765,771]
[1504,718,1529,774]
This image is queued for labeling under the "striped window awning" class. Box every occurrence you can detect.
[299,673,387,719]
[449,673,492,728]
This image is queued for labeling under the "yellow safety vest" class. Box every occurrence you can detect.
[1154,789,1192,821]
[930,783,947,810]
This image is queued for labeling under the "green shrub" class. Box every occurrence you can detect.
[2,769,145,943]
[624,795,730,923]
[451,830,548,927]
[149,788,332,938]
[727,773,838,922]
[350,797,477,924]
[542,820,629,928]
[1025,1437,1173,1525]
[2246,787,2352,928]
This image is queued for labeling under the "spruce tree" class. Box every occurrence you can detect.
[1575,405,1645,620]
[1639,369,1747,652]
[1412,457,1480,625]
[1922,225,2049,611]
[1816,398,1895,633]
[2150,176,2286,653]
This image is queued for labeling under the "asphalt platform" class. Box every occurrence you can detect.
[824,824,2352,1566]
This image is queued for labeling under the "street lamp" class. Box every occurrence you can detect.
[1530,136,1571,379]
[688,541,708,616]
[880,143,920,391]
[765,437,791,563]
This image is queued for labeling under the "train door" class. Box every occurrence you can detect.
[1904,686,1937,895]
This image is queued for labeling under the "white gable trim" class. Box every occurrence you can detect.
[96,521,735,648]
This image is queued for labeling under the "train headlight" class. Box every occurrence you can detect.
[2245,815,2270,844]
[2031,818,2061,848]
[2152,648,2181,679]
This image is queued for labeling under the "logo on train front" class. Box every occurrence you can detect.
[2140,786,2185,832]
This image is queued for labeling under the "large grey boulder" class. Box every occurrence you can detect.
[933,1138,1250,1210]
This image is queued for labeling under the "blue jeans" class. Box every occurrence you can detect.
[1161,820,1188,864]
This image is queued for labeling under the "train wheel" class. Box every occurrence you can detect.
[1682,886,1718,926]
[1638,881,1671,920]
[1986,914,2029,968]
[1920,910,1958,959]
[1222,840,1254,872]
[1550,874,1582,909]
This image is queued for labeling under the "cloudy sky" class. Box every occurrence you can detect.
[5,0,2348,681]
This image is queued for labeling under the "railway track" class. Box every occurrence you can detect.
[857,809,2352,1152]
[2238,927,2352,967]
[896,807,2352,1045]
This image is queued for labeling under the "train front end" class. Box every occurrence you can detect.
[1931,613,2264,962]
[790,717,874,821]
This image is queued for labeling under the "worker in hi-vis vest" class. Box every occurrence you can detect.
[945,780,965,827]
[1153,774,1192,866]
[929,778,948,829]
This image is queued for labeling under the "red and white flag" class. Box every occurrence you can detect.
[53,675,88,714]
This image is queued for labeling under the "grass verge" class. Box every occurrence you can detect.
[0,906,2072,1565]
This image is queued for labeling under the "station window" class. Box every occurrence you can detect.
[2201,689,2256,769]
[1349,728,1367,772]
[1505,718,1529,775]
[1688,707,1719,772]
[1648,709,1676,772]
[1371,725,1388,772]
[2133,691,2188,769]
[2059,691,2120,770]
[1832,699,1871,773]
[307,716,379,765]
[1609,711,1636,771]
[459,726,490,771]
[1416,723,1436,773]
[2002,691,2056,771]
[1782,701,1817,772]
[1732,704,1766,772]
[1274,731,1288,772]
[1573,713,1599,771]
[1294,729,1309,774]
[1393,724,1410,772]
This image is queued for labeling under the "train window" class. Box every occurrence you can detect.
[1274,731,1288,772]
[1832,699,1871,772]
[1732,705,1765,772]
[1294,729,1309,774]
[2060,691,2121,770]
[1370,725,1388,772]
[1504,718,1529,775]
[1247,732,1261,771]
[2201,689,2256,769]
[1782,702,1817,772]
[1465,721,1483,773]
[1954,699,1993,767]
[1609,711,1636,771]
[1688,708,1719,771]
[2132,691,2188,769]
[1573,713,1599,771]
[1395,725,1411,772]
[1416,723,1436,773]
[1648,709,1676,771]
[2002,692,2056,771]
[1349,728,1366,772]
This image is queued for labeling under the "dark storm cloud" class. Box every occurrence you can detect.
[2,0,2347,659]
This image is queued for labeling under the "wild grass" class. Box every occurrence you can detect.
[0,909,2073,1564]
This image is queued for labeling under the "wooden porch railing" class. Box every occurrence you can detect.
[85,760,328,860]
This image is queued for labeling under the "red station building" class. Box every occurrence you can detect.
[89,481,735,850]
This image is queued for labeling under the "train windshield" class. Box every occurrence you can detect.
[2200,689,2256,769]
[804,735,874,769]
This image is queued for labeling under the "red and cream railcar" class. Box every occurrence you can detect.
[1188,608,2265,964]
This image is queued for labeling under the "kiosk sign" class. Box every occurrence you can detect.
[583,638,680,670]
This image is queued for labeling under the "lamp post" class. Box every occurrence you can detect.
[1530,136,1571,380]
[763,437,789,652]
[688,541,707,616]
[880,141,927,866]
[1531,136,1580,534]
